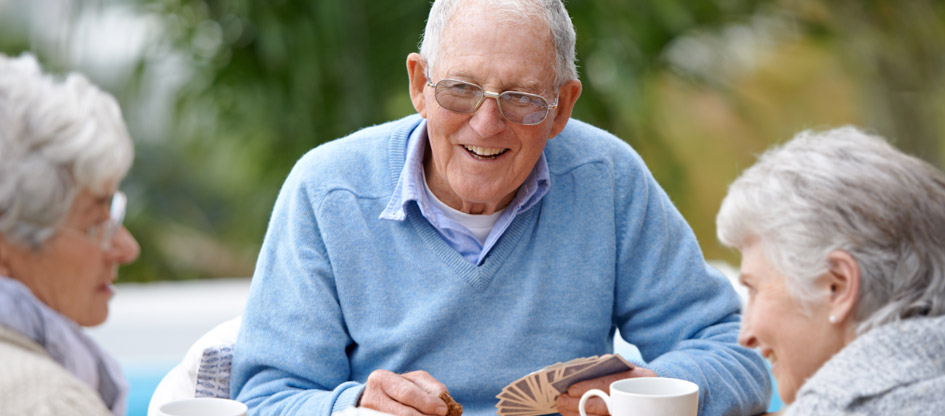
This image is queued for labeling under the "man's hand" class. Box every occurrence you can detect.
[555,366,658,416]
[359,370,450,416]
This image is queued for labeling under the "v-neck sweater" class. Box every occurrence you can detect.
[232,114,771,416]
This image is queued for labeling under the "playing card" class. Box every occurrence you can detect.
[497,399,534,409]
[496,408,547,416]
[513,376,538,405]
[559,359,597,378]
[550,354,634,393]
[496,354,635,416]
[497,387,528,403]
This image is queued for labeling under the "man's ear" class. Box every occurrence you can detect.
[825,250,861,324]
[406,53,428,118]
[548,79,582,139]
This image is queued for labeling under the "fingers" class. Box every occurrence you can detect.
[557,394,609,416]
[565,365,658,397]
[360,370,449,416]
[625,366,658,379]
[556,363,659,416]
[401,370,449,415]
[402,370,448,396]
[565,369,635,397]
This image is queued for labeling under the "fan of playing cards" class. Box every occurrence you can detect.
[495,354,634,416]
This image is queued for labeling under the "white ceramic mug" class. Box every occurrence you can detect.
[578,377,698,416]
[157,397,248,416]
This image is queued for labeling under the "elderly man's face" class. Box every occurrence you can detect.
[407,2,581,215]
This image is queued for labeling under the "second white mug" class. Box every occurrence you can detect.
[578,377,698,416]
[156,397,248,416]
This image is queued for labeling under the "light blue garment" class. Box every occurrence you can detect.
[379,119,550,265]
[231,114,771,416]
[0,275,127,415]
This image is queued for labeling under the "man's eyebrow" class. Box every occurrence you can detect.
[444,71,546,93]
[506,79,544,93]
[442,70,474,82]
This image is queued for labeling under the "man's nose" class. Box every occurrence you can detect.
[468,95,507,137]
[105,226,140,265]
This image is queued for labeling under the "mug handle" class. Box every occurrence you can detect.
[579,389,612,416]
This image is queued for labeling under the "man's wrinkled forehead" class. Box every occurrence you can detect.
[436,3,554,67]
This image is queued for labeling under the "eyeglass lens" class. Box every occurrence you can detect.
[90,191,127,250]
[433,79,551,125]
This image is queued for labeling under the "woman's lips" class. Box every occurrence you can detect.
[763,349,778,368]
[98,282,114,294]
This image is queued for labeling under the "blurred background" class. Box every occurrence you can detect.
[1,0,943,281]
[1,0,943,414]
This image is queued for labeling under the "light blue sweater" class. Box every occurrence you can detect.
[231,114,771,415]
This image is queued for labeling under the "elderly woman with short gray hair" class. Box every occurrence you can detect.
[717,126,945,414]
[0,53,139,415]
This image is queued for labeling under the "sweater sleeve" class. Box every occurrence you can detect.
[230,153,365,416]
[612,151,772,416]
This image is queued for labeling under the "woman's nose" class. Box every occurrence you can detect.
[105,226,140,265]
[738,320,758,348]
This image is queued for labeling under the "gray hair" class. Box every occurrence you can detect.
[419,0,578,89]
[717,126,945,334]
[0,53,134,249]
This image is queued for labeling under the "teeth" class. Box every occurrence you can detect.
[464,145,507,158]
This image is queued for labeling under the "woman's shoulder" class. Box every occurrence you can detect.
[791,316,945,414]
[0,326,112,415]
[788,376,945,415]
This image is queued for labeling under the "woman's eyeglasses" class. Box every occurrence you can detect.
[80,191,127,251]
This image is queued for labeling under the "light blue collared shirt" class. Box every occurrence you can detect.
[379,119,550,265]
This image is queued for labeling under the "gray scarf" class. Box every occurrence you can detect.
[0,275,127,415]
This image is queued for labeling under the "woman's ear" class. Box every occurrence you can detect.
[406,53,428,117]
[825,250,861,325]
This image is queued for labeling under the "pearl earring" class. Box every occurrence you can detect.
[828,315,837,324]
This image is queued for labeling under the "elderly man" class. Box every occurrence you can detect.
[231,0,770,415]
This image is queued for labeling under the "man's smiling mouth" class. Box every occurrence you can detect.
[463,144,508,159]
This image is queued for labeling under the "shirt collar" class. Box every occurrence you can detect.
[380,119,550,221]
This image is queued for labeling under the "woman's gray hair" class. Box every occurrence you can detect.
[419,0,578,89]
[717,126,945,334]
[0,53,134,249]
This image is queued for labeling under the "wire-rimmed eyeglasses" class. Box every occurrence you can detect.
[83,191,127,251]
[426,78,559,125]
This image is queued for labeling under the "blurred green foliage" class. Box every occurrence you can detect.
[120,0,433,280]
[1,0,943,281]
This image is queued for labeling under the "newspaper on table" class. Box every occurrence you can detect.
[194,344,234,399]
